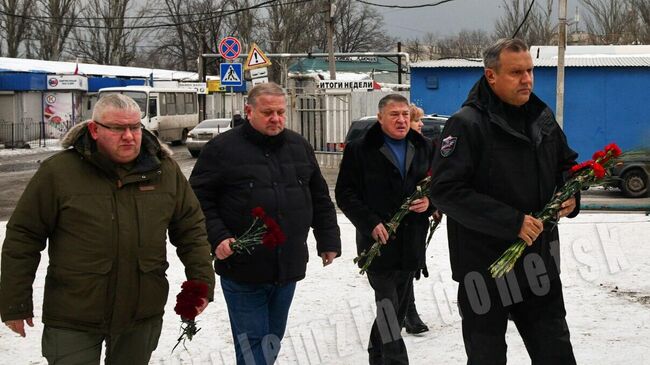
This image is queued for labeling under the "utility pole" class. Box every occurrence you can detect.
[327,0,336,80]
[397,41,402,85]
[556,0,567,129]
[198,42,206,122]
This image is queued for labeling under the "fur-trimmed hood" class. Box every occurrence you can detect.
[61,120,173,159]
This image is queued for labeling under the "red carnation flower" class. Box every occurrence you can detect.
[605,143,622,158]
[229,209,287,255]
[592,162,606,179]
[570,160,593,174]
[592,150,606,161]
[261,216,286,249]
[173,280,209,352]
[251,207,266,218]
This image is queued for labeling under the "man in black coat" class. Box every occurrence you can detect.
[430,38,579,364]
[190,82,341,365]
[231,111,245,127]
[336,94,433,365]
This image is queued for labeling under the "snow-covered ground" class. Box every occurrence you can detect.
[0,140,62,157]
[1,213,649,364]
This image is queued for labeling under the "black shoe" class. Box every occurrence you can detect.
[404,309,429,334]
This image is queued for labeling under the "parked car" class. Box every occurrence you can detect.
[344,114,449,147]
[186,118,231,157]
[605,149,650,198]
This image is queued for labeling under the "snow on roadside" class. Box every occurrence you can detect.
[0,140,62,157]
[1,213,649,364]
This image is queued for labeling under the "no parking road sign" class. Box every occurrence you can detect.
[218,37,241,60]
[220,63,243,87]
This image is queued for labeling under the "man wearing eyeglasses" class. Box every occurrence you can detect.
[0,93,215,364]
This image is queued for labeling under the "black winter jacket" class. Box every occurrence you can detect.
[336,122,433,272]
[189,122,341,284]
[431,77,579,285]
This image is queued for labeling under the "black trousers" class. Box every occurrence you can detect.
[367,270,413,365]
[458,277,576,365]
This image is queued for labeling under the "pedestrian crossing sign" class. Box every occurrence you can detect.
[220,63,243,87]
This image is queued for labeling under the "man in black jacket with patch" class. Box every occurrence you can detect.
[190,82,341,365]
[336,94,433,365]
[431,38,579,364]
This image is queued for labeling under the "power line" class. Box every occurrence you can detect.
[511,0,535,38]
[355,0,456,9]
[0,0,316,30]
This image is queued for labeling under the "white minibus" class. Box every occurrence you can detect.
[98,86,199,144]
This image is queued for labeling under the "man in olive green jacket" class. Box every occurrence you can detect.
[0,94,215,364]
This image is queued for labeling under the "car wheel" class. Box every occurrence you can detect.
[189,149,200,158]
[172,129,189,146]
[621,169,648,198]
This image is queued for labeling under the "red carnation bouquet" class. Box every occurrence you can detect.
[230,207,286,254]
[488,143,623,278]
[173,280,209,352]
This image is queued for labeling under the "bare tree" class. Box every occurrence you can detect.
[224,0,261,50]
[422,32,440,60]
[404,37,425,62]
[494,0,555,45]
[627,0,650,43]
[261,1,324,83]
[528,0,555,44]
[72,0,150,65]
[0,0,35,57]
[581,0,634,44]
[153,0,230,71]
[438,29,493,58]
[32,0,79,60]
[333,0,393,52]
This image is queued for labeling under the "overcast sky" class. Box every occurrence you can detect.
[368,0,584,39]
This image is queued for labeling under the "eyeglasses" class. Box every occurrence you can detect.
[94,120,143,134]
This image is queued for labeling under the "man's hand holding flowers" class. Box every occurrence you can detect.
[557,196,577,219]
[215,237,236,260]
[408,197,430,213]
[518,215,543,246]
[371,197,430,245]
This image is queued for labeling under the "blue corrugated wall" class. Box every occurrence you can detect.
[411,66,650,160]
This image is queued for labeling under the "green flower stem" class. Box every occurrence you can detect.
[230,220,266,255]
[489,152,620,278]
[354,176,432,275]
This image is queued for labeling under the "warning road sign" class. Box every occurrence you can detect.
[218,37,241,60]
[220,63,243,87]
[245,43,272,70]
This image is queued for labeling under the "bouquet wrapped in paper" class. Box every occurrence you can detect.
[488,143,623,278]
[354,175,432,275]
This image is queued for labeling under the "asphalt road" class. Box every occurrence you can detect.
[0,145,648,221]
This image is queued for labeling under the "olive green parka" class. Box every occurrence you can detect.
[0,121,215,334]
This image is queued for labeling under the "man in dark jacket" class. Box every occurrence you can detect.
[336,94,433,365]
[232,111,245,127]
[0,94,215,364]
[430,38,579,364]
[190,82,341,365]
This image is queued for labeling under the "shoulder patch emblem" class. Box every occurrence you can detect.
[440,136,458,157]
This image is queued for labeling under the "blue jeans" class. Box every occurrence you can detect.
[220,277,297,365]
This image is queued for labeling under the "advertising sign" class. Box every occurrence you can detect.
[46,75,88,91]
